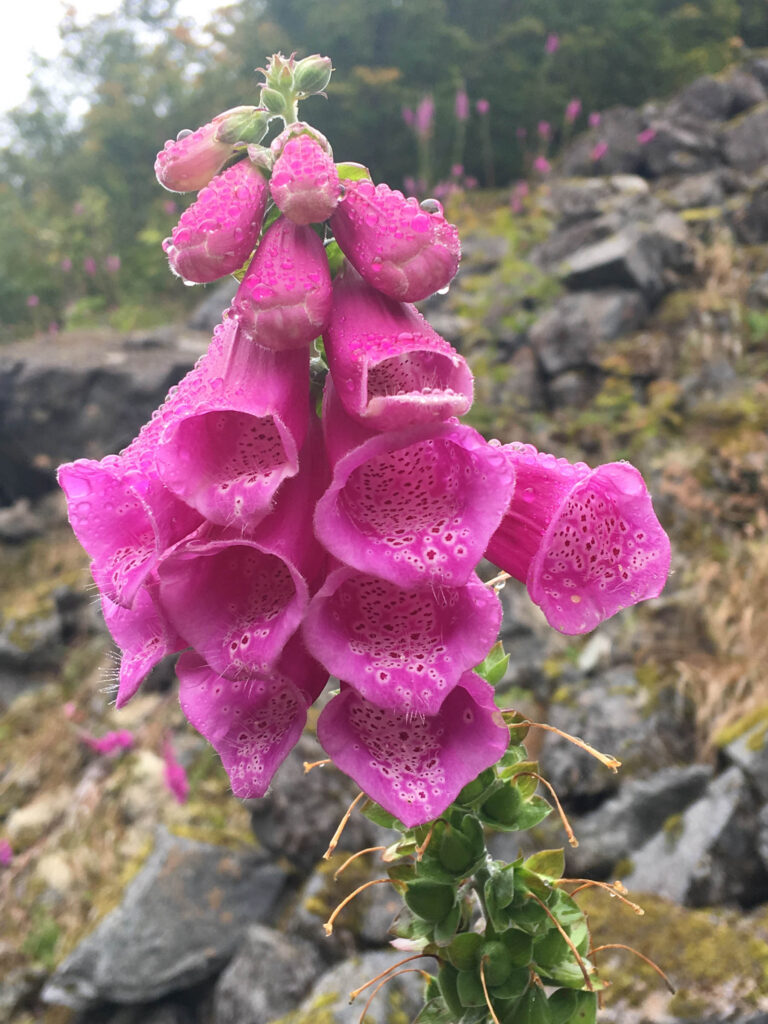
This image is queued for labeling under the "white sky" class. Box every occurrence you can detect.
[0,0,220,115]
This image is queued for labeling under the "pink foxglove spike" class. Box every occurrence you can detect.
[485,443,671,634]
[232,215,332,350]
[177,632,327,799]
[269,124,342,225]
[154,317,309,529]
[316,673,509,828]
[155,106,269,193]
[162,160,268,283]
[315,381,516,587]
[302,565,501,715]
[102,583,186,708]
[330,180,460,302]
[323,267,473,429]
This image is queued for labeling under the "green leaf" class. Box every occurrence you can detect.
[447,931,484,971]
[475,640,510,685]
[502,761,540,799]
[457,768,497,807]
[512,794,553,830]
[360,799,402,830]
[548,989,598,1024]
[413,997,457,1024]
[504,983,553,1024]
[524,849,565,881]
[433,899,462,946]
[456,969,487,1008]
[501,928,534,967]
[437,963,463,1019]
[336,161,372,181]
[404,880,456,924]
[490,966,530,1001]
[324,238,346,277]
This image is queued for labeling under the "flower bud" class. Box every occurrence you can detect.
[270,124,340,225]
[404,880,456,923]
[261,87,290,119]
[481,784,523,825]
[155,106,267,193]
[294,54,333,96]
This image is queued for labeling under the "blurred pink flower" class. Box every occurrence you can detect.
[415,95,435,139]
[450,163,464,178]
[512,180,530,198]
[61,257,72,272]
[48,322,60,337]
[63,701,77,719]
[565,98,582,124]
[545,33,560,54]
[588,111,602,128]
[84,257,97,276]
[81,729,135,756]
[402,106,415,128]
[163,738,189,804]
[637,127,657,145]
[403,175,418,196]
[538,120,551,140]
[26,294,39,308]
[73,201,85,216]
[516,126,528,140]
[591,140,609,161]
[464,175,478,189]
[455,89,469,122]
[0,840,11,867]
[476,98,490,116]
[105,254,121,273]
[163,199,177,215]
[533,155,551,175]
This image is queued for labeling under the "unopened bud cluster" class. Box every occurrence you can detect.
[59,54,670,829]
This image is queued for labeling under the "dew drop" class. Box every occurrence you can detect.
[176,129,193,141]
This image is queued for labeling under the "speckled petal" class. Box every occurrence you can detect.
[302,566,501,714]
[317,673,509,827]
[324,268,472,429]
[330,180,460,302]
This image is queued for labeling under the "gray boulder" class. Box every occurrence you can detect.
[42,829,287,1010]
[723,721,768,801]
[639,117,722,177]
[213,926,323,1024]
[187,279,238,333]
[669,70,766,121]
[723,103,768,173]
[561,107,646,177]
[624,766,768,906]
[730,183,768,244]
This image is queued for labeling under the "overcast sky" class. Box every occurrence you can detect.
[0,0,219,115]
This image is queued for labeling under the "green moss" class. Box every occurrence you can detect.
[21,908,61,969]
[714,705,768,748]
[662,813,685,849]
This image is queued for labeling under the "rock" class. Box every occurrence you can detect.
[623,766,768,907]
[669,70,766,121]
[277,950,425,1024]
[747,269,768,308]
[248,732,384,873]
[6,787,70,848]
[560,213,692,303]
[561,107,646,177]
[187,280,238,332]
[662,169,727,210]
[213,926,323,1024]
[723,721,768,801]
[759,803,768,873]
[723,103,768,173]
[490,345,546,413]
[730,183,768,243]
[76,999,197,1024]
[546,368,603,409]
[543,665,696,807]
[545,175,650,226]
[0,327,208,503]
[640,117,722,177]
[566,764,713,879]
[529,289,648,375]
[42,829,287,1009]
[0,498,45,542]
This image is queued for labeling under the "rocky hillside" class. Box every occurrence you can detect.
[2,59,768,1024]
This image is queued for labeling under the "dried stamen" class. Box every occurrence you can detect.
[323,877,392,936]
[323,790,364,859]
[526,891,594,991]
[590,943,675,993]
[515,770,579,847]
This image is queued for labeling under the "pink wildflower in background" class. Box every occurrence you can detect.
[454,89,469,122]
[415,95,435,139]
[538,120,551,140]
[589,111,602,128]
[545,32,560,54]
[516,126,527,140]
[84,257,97,276]
[402,106,415,129]
[591,140,609,162]
[162,737,189,804]
[637,127,657,145]
[163,200,177,216]
[476,98,490,115]
[105,254,121,273]
[0,840,12,867]
[450,163,464,178]
[533,154,551,175]
[565,98,582,124]
[81,729,135,756]
[61,257,72,272]
[26,294,39,308]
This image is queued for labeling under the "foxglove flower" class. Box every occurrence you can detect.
[162,159,268,283]
[485,444,671,634]
[317,673,509,827]
[232,215,332,349]
[155,106,269,193]
[58,456,201,609]
[302,566,501,715]
[102,585,185,708]
[154,317,309,528]
[330,180,460,302]
[269,124,341,225]
[323,267,473,429]
[315,382,516,587]
[178,634,327,798]
[158,423,327,678]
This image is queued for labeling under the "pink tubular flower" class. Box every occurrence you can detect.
[591,140,609,162]
[565,98,582,124]
[315,383,516,588]
[101,585,185,708]
[533,155,551,176]
[302,566,501,715]
[162,159,268,284]
[269,125,341,225]
[158,424,327,679]
[81,729,135,756]
[637,127,657,145]
[402,106,415,129]
[316,673,509,828]
[26,294,39,308]
[61,257,72,272]
[415,95,435,139]
[0,839,12,867]
[538,120,551,140]
[323,267,473,429]
[455,89,469,122]
[153,317,308,528]
[177,634,327,798]
[330,180,460,303]
[545,32,560,55]
[588,111,602,129]
[162,737,189,804]
[84,258,97,276]
[106,254,121,273]
[155,106,268,193]
[476,98,490,116]
[484,444,671,634]
[232,215,332,349]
